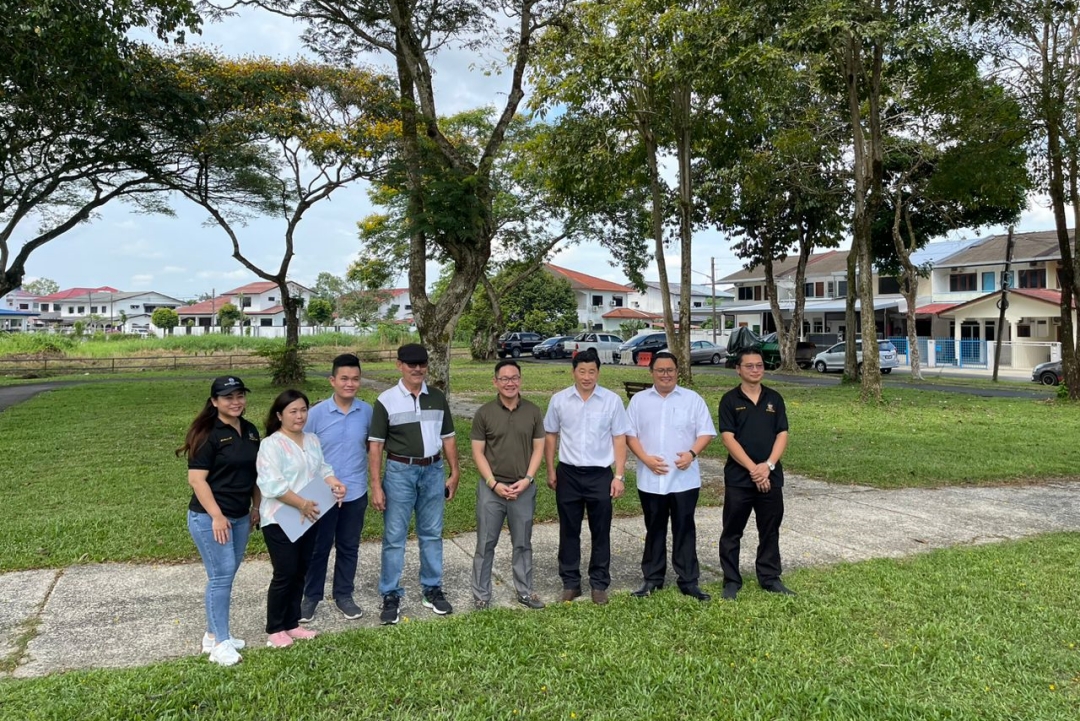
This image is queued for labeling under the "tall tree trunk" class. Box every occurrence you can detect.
[894,200,923,380]
[675,82,694,384]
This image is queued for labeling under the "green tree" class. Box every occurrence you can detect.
[22,278,59,296]
[305,297,334,329]
[979,2,1080,397]
[0,0,200,299]
[151,307,179,335]
[466,269,578,359]
[221,0,570,393]
[217,302,242,332]
[165,54,398,384]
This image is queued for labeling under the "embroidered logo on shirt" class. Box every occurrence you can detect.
[735,405,747,412]
[248,432,259,442]
[766,402,775,413]
[220,436,233,444]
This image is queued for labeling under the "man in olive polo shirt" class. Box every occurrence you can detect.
[470,359,546,610]
[368,343,460,624]
[718,349,793,600]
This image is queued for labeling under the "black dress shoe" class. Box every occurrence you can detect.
[630,583,663,598]
[761,580,796,596]
[680,586,711,602]
[721,583,739,601]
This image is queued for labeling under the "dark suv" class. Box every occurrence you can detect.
[497,331,544,358]
[613,332,668,364]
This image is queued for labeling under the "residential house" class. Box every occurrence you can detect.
[544,264,633,332]
[33,287,182,332]
[377,288,412,323]
[174,281,313,336]
[628,281,735,328]
[917,230,1076,367]
[3,288,41,313]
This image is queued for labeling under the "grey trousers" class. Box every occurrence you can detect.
[471,480,537,602]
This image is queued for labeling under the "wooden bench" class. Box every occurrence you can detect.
[624,380,651,399]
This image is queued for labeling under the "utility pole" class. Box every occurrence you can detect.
[711,256,718,344]
[992,226,1015,382]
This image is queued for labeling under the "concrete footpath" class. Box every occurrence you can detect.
[3,474,1079,679]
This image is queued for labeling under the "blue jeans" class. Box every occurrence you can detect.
[187,510,251,641]
[304,494,369,602]
[379,459,445,597]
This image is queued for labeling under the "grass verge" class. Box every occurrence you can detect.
[0,534,1077,719]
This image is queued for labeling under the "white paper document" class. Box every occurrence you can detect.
[275,479,337,542]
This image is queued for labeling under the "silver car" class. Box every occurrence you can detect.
[813,340,900,374]
[657,340,726,365]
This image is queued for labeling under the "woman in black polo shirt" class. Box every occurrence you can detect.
[176,376,261,667]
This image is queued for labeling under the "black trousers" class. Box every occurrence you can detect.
[639,487,700,591]
[719,484,784,588]
[263,521,319,634]
[556,463,613,590]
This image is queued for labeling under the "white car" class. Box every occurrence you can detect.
[813,340,900,374]
[571,331,624,356]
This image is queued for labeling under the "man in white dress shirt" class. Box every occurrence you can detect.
[625,351,717,601]
[544,348,631,605]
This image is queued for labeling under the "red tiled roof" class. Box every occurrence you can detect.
[245,305,284,315]
[224,281,278,295]
[176,295,238,315]
[942,288,1071,315]
[914,303,958,315]
[545,264,631,293]
[388,288,410,297]
[37,286,120,302]
[602,307,662,320]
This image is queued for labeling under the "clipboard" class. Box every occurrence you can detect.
[275,478,337,542]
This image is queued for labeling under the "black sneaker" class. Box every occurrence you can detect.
[380,594,401,625]
[517,593,546,610]
[422,587,453,615]
[335,597,364,620]
[299,598,319,624]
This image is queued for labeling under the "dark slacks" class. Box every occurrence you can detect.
[263,521,319,634]
[639,487,700,591]
[303,494,369,603]
[556,463,613,591]
[719,484,784,588]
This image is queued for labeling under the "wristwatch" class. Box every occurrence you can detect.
[766,462,776,471]
[524,475,534,483]
[689,450,698,459]
[613,475,624,482]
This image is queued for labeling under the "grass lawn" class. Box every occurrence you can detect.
[0,534,1077,719]
[0,363,1077,570]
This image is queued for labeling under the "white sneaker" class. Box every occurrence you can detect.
[202,634,246,653]
[208,641,242,666]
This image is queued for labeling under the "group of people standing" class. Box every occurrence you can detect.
[180,342,792,667]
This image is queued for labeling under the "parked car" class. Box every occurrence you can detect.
[724,328,816,369]
[571,331,624,356]
[1031,359,1063,386]
[812,339,899,374]
[532,335,575,360]
[613,332,668,364]
[657,340,726,365]
[497,331,545,358]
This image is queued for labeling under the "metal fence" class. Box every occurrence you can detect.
[887,337,1057,370]
[0,347,470,377]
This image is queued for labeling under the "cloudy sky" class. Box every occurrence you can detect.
[15,7,1065,300]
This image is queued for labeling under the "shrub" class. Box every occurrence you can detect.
[256,342,311,386]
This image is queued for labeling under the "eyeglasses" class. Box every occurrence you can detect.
[651,368,677,375]
[405,361,428,369]
[741,363,765,370]
[495,375,521,384]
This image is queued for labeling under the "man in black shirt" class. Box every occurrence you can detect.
[717,349,793,600]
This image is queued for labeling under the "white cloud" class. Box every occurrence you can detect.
[116,239,165,260]
[196,269,251,281]
[131,274,154,288]
[162,265,187,274]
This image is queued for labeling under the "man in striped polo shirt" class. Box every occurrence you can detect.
[368,343,460,624]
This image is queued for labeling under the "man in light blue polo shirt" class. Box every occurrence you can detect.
[299,353,373,622]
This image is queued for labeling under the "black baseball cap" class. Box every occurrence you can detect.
[397,343,429,364]
[211,376,250,396]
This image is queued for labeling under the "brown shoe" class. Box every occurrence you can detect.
[591,588,609,605]
[559,588,582,602]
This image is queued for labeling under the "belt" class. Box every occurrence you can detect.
[387,452,441,467]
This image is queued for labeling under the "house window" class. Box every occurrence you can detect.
[267,296,275,302]
[90,306,98,314]
[612,297,624,307]
[803,283,814,298]
[18,303,28,310]
[130,304,140,310]
[260,318,273,327]
[1017,324,1031,338]
[982,272,996,291]
[1018,269,1046,289]
[241,297,253,308]
[404,304,412,311]
[77,306,85,313]
[738,287,754,301]
[692,301,702,308]
[878,277,900,294]
[949,273,977,292]
[591,295,603,307]
[837,280,848,296]
[827,281,835,297]
[813,320,824,333]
